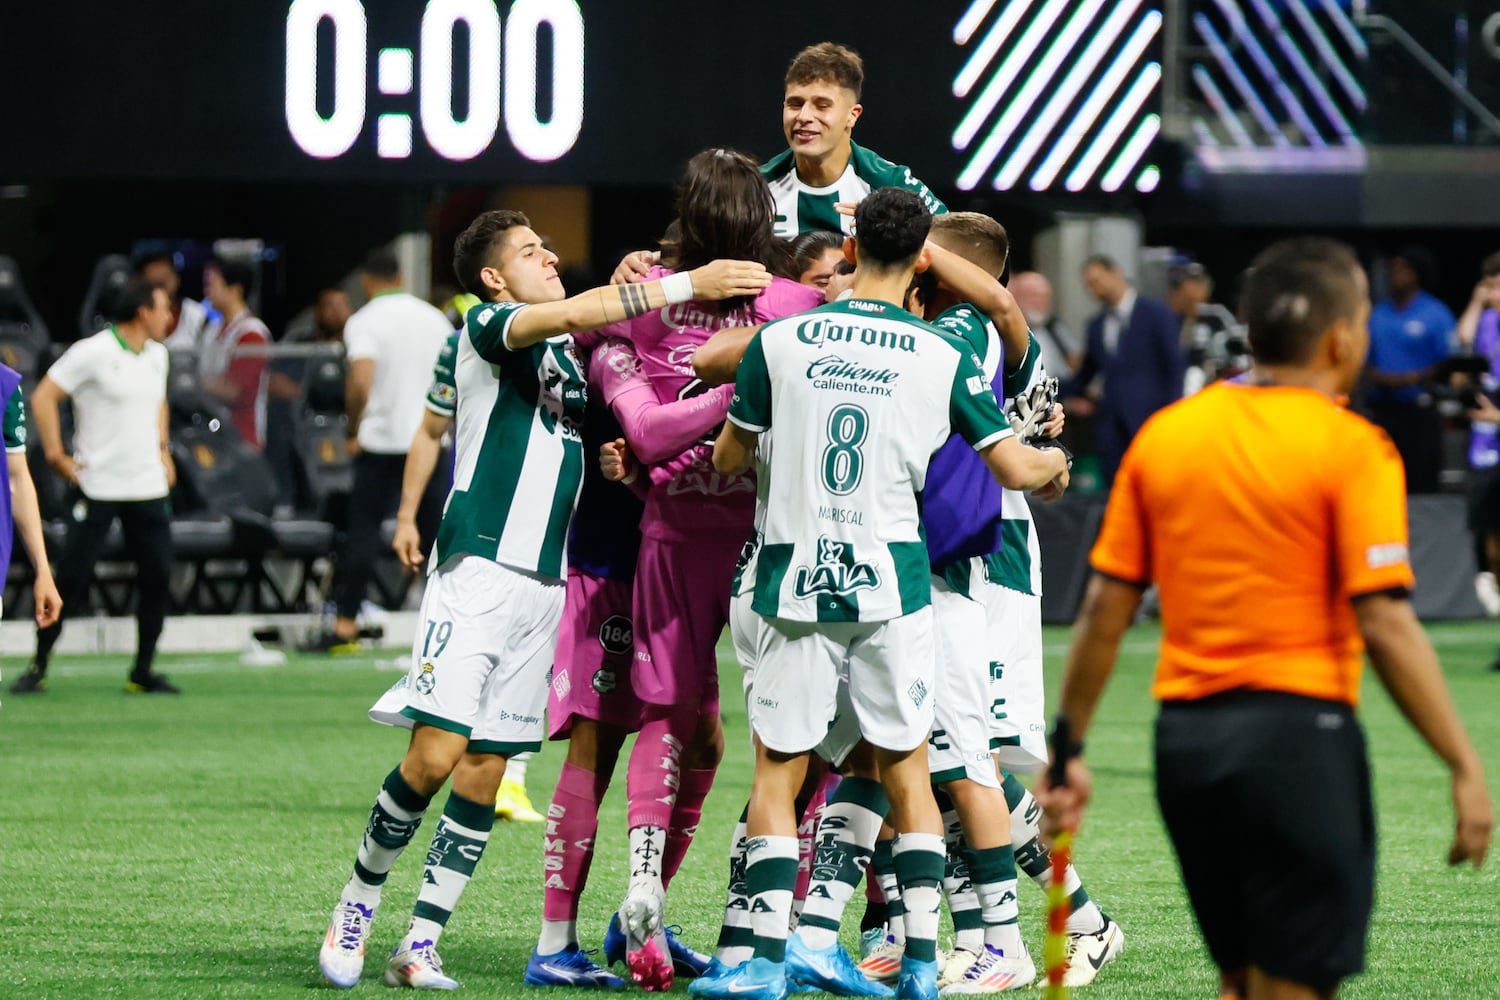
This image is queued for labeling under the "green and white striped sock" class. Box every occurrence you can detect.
[892,833,946,963]
[401,791,493,948]
[344,767,432,907]
[747,835,800,963]
[796,777,890,951]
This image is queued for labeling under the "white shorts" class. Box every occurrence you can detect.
[730,589,760,701]
[928,576,1001,788]
[736,591,863,766]
[750,607,935,756]
[981,582,1047,773]
[368,555,563,754]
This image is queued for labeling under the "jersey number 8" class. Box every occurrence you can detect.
[821,404,869,496]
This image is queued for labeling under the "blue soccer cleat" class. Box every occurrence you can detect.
[786,934,895,997]
[665,926,713,979]
[603,913,627,967]
[525,944,627,990]
[688,957,788,1000]
[895,957,938,1000]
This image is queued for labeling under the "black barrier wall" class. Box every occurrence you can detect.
[1036,494,1486,625]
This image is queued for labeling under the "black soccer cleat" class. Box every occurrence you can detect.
[126,672,181,694]
[9,667,47,694]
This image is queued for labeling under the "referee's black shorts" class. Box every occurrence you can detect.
[1154,690,1375,993]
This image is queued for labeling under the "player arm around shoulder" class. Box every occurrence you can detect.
[504,260,771,350]
[1357,593,1493,866]
[692,323,764,386]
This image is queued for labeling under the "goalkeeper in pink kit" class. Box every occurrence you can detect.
[599,148,823,993]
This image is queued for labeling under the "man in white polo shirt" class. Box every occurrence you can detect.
[311,247,452,653]
[10,277,178,694]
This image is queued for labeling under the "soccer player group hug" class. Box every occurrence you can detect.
[317,41,1121,998]
[313,39,1116,1000]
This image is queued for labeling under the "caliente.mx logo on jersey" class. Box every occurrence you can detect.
[794,535,880,599]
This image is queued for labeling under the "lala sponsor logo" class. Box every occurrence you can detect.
[793,536,880,600]
[795,318,917,353]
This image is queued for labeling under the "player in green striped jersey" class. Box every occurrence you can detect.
[318,210,770,992]
[692,189,1067,1000]
[611,43,944,284]
[763,42,945,238]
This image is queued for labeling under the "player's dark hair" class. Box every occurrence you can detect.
[1083,253,1119,272]
[786,42,864,99]
[1483,251,1500,279]
[852,187,932,271]
[360,246,401,281]
[206,256,256,298]
[789,229,845,280]
[661,148,795,312]
[452,209,532,299]
[930,212,1010,278]
[1242,238,1363,366]
[112,276,166,323]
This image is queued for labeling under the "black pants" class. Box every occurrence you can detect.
[36,495,174,678]
[1369,399,1444,494]
[331,450,446,620]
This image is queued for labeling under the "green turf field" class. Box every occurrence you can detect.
[2,622,1496,998]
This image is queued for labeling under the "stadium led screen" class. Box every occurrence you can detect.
[0,1,1161,194]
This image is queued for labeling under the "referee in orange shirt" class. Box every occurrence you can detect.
[1040,238,1492,1000]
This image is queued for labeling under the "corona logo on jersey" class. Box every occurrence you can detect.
[795,318,918,353]
[794,536,880,599]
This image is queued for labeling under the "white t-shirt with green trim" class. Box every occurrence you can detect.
[45,328,168,501]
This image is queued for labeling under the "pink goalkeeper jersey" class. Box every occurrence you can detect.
[602,267,823,541]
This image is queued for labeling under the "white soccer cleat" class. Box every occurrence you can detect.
[1477,572,1500,618]
[856,934,905,983]
[936,946,980,988]
[937,944,1034,994]
[621,890,673,992]
[1061,914,1125,987]
[385,939,460,990]
[318,899,376,988]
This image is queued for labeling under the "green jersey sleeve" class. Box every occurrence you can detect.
[3,389,25,452]
[1002,332,1043,399]
[727,332,773,433]
[851,143,947,216]
[950,347,1012,451]
[426,331,460,416]
[932,304,991,359]
[465,300,530,363]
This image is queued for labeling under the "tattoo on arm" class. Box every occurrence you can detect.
[618,282,652,319]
